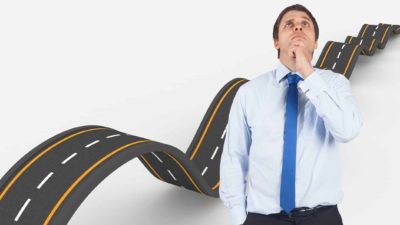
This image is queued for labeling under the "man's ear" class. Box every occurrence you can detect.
[274,39,280,50]
[314,40,318,50]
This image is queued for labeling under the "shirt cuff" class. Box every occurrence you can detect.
[298,70,329,99]
[229,204,247,225]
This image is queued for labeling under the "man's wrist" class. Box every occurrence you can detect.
[229,204,247,225]
[298,70,329,98]
[301,66,315,79]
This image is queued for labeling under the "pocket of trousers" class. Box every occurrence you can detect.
[242,213,250,225]
[334,206,344,225]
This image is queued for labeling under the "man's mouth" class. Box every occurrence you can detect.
[291,35,305,40]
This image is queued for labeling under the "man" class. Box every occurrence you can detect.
[219,4,363,225]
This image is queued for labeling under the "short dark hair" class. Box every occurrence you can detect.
[272,4,319,58]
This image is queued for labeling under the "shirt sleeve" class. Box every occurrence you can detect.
[219,85,251,225]
[298,70,364,143]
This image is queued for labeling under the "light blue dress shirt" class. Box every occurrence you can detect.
[219,61,363,225]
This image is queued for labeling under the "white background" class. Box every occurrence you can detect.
[1,0,399,224]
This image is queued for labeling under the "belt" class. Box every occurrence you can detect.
[278,204,335,219]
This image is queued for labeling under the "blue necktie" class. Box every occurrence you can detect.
[280,72,303,214]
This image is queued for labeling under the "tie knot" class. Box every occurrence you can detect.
[286,73,303,85]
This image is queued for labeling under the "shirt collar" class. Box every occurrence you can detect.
[275,61,305,84]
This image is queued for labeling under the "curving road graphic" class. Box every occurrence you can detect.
[0,23,399,225]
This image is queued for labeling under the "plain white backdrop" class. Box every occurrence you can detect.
[0,1,399,224]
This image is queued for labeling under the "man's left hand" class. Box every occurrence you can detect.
[289,40,315,79]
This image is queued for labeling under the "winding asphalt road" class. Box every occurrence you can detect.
[0,23,398,225]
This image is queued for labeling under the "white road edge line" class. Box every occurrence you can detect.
[85,140,100,148]
[37,172,54,189]
[15,198,31,222]
[61,153,78,165]
[221,128,227,139]
[167,170,177,181]
[211,146,219,160]
[106,134,121,139]
[151,152,163,163]
[201,167,208,176]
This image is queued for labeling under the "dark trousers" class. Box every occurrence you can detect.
[243,205,343,225]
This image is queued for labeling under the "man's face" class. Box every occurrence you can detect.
[274,10,318,59]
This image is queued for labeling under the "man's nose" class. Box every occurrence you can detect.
[294,25,303,31]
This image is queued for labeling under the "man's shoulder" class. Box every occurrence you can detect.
[313,67,349,83]
[238,69,275,94]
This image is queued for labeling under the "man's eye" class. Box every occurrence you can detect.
[284,23,292,28]
[303,21,309,26]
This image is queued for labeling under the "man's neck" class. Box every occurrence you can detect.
[279,57,296,72]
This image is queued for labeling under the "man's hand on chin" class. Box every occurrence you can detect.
[289,41,315,79]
